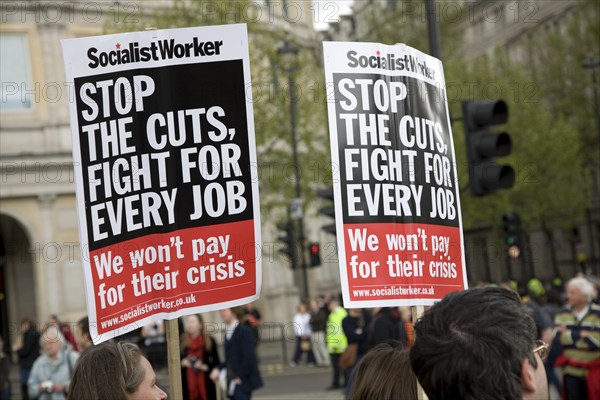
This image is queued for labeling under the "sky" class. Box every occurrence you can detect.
[311,0,354,31]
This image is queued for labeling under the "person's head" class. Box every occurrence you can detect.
[41,325,65,359]
[348,308,362,317]
[566,277,594,309]
[399,307,411,321]
[349,342,417,400]
[75,316,93,351]
[410,287,547,400]
[297,303,307,313]
[20,317,34,331]
[309,298,319,311]
[68,341,167,400]
[328,299,339,311]
[184,314,204,337]
[219,307,243,324]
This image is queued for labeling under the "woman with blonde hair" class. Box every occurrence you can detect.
[349,341,417,400]
[67,341,166,400]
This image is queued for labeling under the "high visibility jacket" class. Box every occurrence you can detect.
[554,303,600,378]
[326,306,348,354]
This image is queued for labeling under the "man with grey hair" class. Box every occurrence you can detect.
[554,276,600,399]
[27,325,79,399]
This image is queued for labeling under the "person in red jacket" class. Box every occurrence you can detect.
[181,314,220,400]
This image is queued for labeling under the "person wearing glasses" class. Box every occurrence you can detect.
[410,287,549,400]
[67,341,167,400]
[554,277,600,400]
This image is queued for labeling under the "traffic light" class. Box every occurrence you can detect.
[462,100,515,196]
[317,187,336,235]
[308,242,321,267]
[502,212,522,258]
[277,221,297,268]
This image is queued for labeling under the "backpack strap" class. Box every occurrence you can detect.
[66,349,73,379]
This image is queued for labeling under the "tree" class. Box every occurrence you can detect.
[520,0,600,167]
[352,0,465,63]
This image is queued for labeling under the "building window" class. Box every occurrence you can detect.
[0,34,33,111]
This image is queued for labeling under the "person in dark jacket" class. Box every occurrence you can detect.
[210,307,263,400]
[342,308,370,397]
[368,308,405,350]
[12,318,40,400]
[0,336,10,400]
[309,298,330,367]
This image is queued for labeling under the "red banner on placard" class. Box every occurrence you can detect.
[90,220,256,335]
[343,223,464,302]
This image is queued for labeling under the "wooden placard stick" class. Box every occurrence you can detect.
[166,319,183,400]
[412,305,428,400]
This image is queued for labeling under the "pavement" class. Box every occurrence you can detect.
[254,365,344,400]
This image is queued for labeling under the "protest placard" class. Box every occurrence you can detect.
[323,42,467,307]
[62,24,260,343]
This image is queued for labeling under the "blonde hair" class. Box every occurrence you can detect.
[349,342,417,399]
[68,342,145,400]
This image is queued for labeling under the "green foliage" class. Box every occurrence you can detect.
[520,0,600,167]
[453,50,591,230]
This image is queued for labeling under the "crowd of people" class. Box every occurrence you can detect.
[287,294,415,393]
[0,274,598,400]
[287,274,599,399]
[4,315,91,400]
[2,305,262,400]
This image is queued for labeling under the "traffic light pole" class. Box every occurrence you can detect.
[425,0,441,60]
[286,60,309,301]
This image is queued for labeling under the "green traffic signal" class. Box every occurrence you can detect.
[502,212,522,249]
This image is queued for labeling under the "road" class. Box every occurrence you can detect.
[255,365,344,400]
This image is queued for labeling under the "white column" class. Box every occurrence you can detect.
[37,193,59,319]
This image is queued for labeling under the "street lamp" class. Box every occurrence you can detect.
[582,57,600,153]
[582,57,600,277]
[277,37,309,300]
